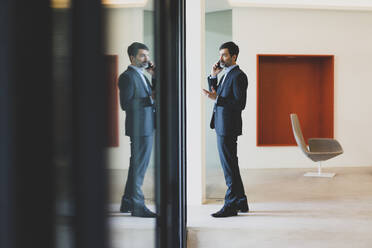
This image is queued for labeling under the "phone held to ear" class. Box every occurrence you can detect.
[146,62,154,70]
[216,61,222,69]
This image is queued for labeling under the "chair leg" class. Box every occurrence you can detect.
[304,161,336,178]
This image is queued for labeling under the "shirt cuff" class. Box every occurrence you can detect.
[209,75,217,79]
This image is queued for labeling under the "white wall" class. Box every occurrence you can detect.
[187,0,206,205]
[143,11,154,58]
[104,7,148,170]
[232,7,372,168]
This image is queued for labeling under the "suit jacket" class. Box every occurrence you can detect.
[208,66,248,136]
[118,66,155,137]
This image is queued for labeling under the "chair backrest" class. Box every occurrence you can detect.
[290,114,309,154]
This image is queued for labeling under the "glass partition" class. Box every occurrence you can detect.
[103,1,157,247]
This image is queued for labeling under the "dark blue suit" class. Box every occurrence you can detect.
[208,65,248,207]
[118,66,155,208]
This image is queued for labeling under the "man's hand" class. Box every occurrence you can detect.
[211,61,223,77]
[146,61,155,76]
[202,87,217,100]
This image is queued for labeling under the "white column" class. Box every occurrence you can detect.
[186,0,206,205]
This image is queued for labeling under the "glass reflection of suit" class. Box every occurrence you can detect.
[118,65,155,211]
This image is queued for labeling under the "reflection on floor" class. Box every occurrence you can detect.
[107,168,155,248]
[109,167,372,248]
[108,204,156,248]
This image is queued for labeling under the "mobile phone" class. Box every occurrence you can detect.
[216,61,222,69]
[146,62,154,69]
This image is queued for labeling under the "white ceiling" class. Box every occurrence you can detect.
[220,0,372,11]
[51,0,372,11]
[229,0,372,11]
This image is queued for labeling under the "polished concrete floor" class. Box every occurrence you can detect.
[108,206,156,248]
[109,166,372,248]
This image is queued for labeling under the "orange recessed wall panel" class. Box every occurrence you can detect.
[257,55,334,146]
[106,55,119,147]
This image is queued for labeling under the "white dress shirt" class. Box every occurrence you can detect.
[129,65,150,93]
[210,64,238,102]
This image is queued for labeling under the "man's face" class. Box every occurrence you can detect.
[219,48,236,68]
[131,49,150,68]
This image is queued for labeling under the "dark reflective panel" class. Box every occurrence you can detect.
[51,1,75,248]
[103,1,156,247]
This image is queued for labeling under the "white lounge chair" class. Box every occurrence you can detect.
[290,113,343,177]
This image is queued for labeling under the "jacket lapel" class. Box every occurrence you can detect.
[217,66,239,96]
[216,75,225,95]
[144,76,152,95]
[128,66,151,95]
[217,75,229,96]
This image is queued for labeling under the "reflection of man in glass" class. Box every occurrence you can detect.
[118,42,156,217]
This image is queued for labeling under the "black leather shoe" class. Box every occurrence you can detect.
[120,203,132,213]
[211,205,238,218]
[236,200,249,213]
[132,205,157,218]
[120,198,133,213]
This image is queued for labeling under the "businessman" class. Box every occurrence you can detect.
[203,41,249,217]
[118,42,156,218]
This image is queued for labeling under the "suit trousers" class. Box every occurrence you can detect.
[217,135,247,206]
[122,135,153,207]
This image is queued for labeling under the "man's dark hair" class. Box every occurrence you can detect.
[219,41,239,60]
[127,42,149,58]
